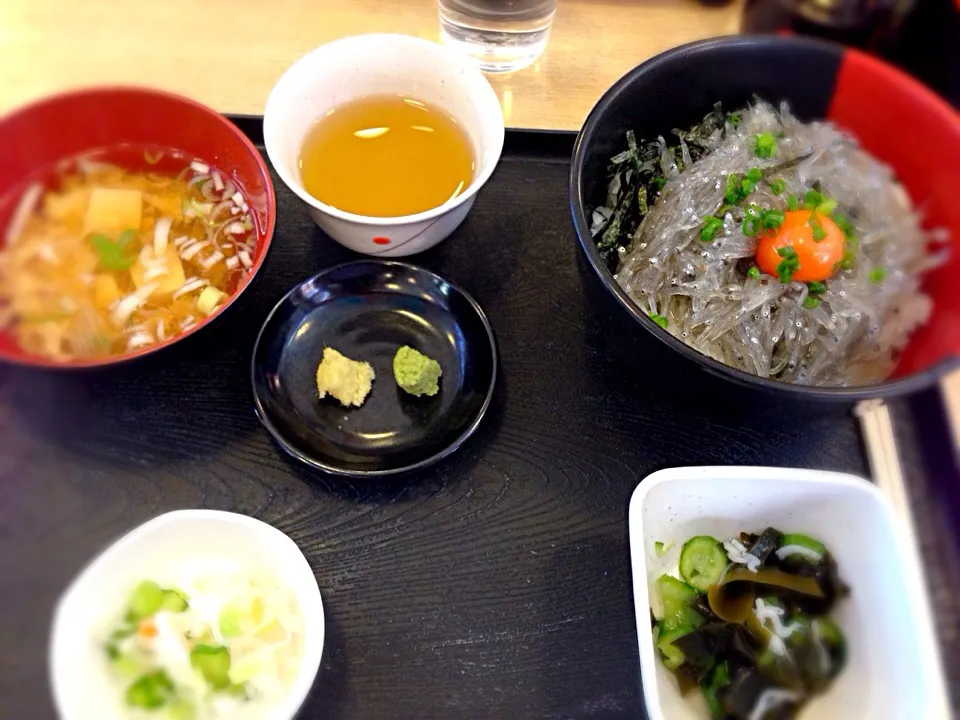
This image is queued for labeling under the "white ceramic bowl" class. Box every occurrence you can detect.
[50,510,325,720]
[628,466,949,720]
[263,33,505,257]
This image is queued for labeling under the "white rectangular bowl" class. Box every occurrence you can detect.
[628,466,949,720]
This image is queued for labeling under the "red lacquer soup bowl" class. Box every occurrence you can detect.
[570,35,960,400]
[0,87,276,369]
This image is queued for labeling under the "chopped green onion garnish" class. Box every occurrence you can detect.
[761,208,785,231]
[754,132,777,159]
[724,169,763,205]
[808,213,827,242]
[769,178,786,195]
[90,229,138,272]
[724,174,741,205]
[833,213,857,241]
[747,266,761,280]
[652,176,666,191]
[870,267,887,283]
[807,281,827,295]
[816,198,838,215]
[218,608,242,639]
[802,296,821,309]
[740,167,763,196]
[775,246,800,284]
[648,313,668,329]
[742,206,762,237]
[834,211,860,268]
[700,216,724,243]
[654,540,673,557]
[803,190,825,209]
[787,194,799,211]
[727,112,742,127]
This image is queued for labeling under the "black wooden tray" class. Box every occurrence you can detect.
[1,122,958,719]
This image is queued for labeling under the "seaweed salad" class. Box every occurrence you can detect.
[652,528,848,719]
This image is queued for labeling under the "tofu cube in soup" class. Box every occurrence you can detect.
[83,187,142,234]
[130,244,186,298]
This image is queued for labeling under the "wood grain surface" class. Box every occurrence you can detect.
[1,129,957,718]
[0,0,741,130]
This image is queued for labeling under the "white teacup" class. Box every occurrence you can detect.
[264,34,505,257]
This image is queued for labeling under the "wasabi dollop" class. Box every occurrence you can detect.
[393,346,442,397]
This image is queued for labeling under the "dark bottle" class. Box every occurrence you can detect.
[741,0,960,107]
[741,0,916,53]
[888,0,960,105]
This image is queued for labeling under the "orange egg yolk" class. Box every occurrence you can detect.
[755,210,845,283]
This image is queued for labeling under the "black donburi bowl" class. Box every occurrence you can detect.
[570,35,960,401]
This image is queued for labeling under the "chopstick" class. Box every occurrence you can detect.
[854,399,952,720]
[854,399,913,520]
[941,369,960,453]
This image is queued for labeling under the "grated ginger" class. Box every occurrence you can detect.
[315,347,374,407]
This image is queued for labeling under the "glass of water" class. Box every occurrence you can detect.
[438,0,557,73]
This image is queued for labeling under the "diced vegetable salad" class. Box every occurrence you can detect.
[651,528,848,720]
[103,566,303,719]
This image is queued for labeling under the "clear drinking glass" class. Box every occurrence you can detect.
[438,0,558,73]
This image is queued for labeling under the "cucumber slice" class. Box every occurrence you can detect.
[701,661,730,719]
[679,536,728,591]
[165,698,196,720]
[815,617,847,677]
[655,575,704,630]
[125,670,174,709]
[112,652,144,679]
[656,625,693,671]
[126,580,165,622]
[159,588,188,613]
[190,644,231,690]
[780,533,826,557]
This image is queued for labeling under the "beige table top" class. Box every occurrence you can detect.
[0,0,740,129]
[3,0,959,431]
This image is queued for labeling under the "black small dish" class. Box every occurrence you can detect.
[251,260,497,477]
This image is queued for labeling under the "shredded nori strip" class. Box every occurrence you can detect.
[590,103,729,271]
